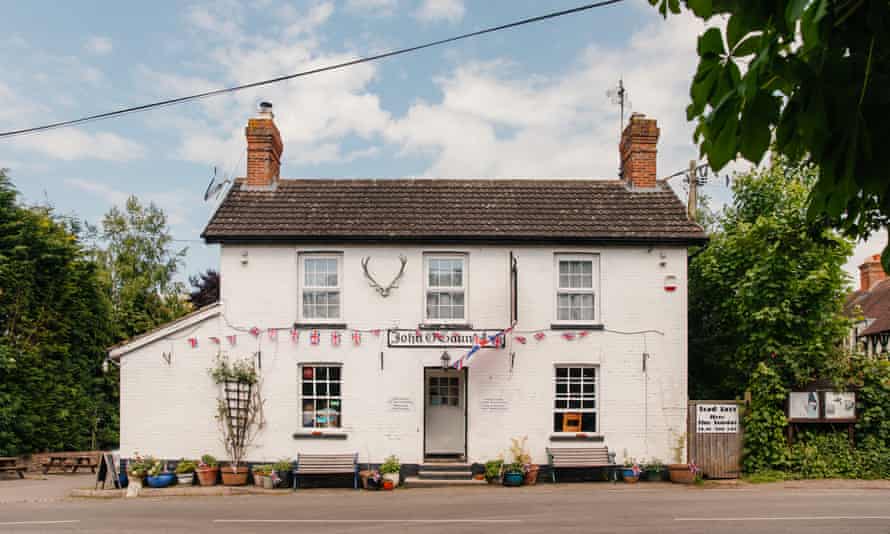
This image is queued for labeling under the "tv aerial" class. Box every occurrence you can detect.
[203,166,232,202]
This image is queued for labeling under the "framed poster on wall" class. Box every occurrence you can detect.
[824,392,856,420]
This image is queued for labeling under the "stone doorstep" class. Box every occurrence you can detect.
[71,486,294,498]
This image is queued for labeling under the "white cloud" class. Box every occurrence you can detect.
[65,178,194,225]
[12,129,147,161]
[84,35,113,55]
[416,0,464,22]
[346,0,398,15]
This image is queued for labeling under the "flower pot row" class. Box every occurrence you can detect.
[622,463,698,484]
[126,454,294,490]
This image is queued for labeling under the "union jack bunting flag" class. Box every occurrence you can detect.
[227,335,237,345]
[534,332,546,341]
[452,356,465,370]
[514,336,527,344]
[310,329,320,345]
[433,332,445,341]
[371,329,381,337]
[188,338,198,348]
[331,331,342,346]
[352,330,361,346]
[291,328,299,343]
[578,330,589,338]
[249,326,261,337]
[268,329,277,340]
[561,332,576,341]
[209,336,220,344]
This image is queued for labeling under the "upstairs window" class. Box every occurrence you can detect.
[301,254,341,320]
[555,254,598,323]
[425,255,466,322]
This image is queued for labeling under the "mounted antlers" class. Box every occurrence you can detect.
[361,255,407,298]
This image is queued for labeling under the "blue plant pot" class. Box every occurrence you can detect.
[145,473,176,488]
[502,472,524,486]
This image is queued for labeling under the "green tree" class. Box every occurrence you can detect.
[689,158,852,398]
[97,196,189,340]
[0,170,116,454]
[651,1,890,266]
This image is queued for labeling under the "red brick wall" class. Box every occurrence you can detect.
[245,118,283,188]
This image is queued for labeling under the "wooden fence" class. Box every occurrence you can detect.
[687,400,744,479]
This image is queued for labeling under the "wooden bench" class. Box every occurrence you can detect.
[0,457,26,479]
[292,453,358,490]
[546,447,617,483]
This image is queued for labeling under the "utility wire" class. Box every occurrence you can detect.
[0,0,624,139]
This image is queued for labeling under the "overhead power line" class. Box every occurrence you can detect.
[0,0,624,140]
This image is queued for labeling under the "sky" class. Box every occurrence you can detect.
[0,0,883,286]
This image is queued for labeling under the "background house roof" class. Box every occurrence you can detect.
[202,178,707,245]
[846,278,890,336]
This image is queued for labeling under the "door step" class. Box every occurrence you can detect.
[404,477,487,488]
[417,470,473,480]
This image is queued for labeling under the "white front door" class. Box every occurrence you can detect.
[424,369,465,456]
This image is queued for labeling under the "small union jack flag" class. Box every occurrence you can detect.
[249,327,261,337]
[632,464,641,476]
[310,330,320,345]
[371,329,381,337]
[534,332,546,341]
[452,356,465,370]
[352,330,361,346]
[331,331,342,346]
[433,332,445,341]
[268,329,277,341]
[291,328,299,343]
[578,330,589,338]
[562,332,576,341]
[209,336,220,344]
[227,335,237,346]
[188,338,198,348]
[689,461,698,474]
[514,336,527,344]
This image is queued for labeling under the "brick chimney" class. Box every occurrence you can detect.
[245,102,283,189]
[620,113,659,189]
[859,254,886,291]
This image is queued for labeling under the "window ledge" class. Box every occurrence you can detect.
[549,433,604,442]
[419,323,473,330]
[550,324,604,331]
[292,431,348,440]
[293,322,348,330]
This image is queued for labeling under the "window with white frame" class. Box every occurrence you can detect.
[556,254,597,322]
[553,365,597,433]
[300,364,342,428]
[301,254,341,320]
[425,255,466,321]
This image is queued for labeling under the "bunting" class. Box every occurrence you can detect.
[249,327,261,337]
[352,330,362,346]
[227,335,237,346]
[310,330,320,346]
[188,338,198,348]
[534,332,546,341]
[331,331,342,346]
[291,328,299,343]
[209,336,220,345]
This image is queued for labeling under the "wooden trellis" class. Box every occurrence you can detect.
[223,380,253,449]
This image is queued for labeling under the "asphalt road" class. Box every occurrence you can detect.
[2,484,890,533]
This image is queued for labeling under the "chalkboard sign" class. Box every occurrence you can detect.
[95,451,122,489]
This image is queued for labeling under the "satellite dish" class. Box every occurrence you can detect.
[203,166,231,202]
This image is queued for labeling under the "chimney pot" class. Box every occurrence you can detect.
[859,253,886,291]
[245,103,283,189]
[619,113,659,189]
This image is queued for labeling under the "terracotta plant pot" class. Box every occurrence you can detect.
[220,465,249,486]
[668,464,696,484]
[524,465,540,485]
[195,466,218,486]
[253,474,266,488]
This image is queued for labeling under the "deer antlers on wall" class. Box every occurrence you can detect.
[361,255,407,298]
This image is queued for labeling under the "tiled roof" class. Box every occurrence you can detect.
[202,178,707,244]
[846,278,890,336]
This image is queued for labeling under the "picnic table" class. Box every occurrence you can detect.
[0,457,26,478]
[42,454,98,474]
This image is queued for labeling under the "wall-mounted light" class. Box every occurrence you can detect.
[240,250,249,266]
[440,351,451,370]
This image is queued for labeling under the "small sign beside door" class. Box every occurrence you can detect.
[696,404,739,433]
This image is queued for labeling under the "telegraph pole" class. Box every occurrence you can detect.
[687,159,697,221]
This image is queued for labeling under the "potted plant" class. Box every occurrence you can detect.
[210,356,265,487]
[622,457,640,483]
[380,455,401,487]
[502,462,524,487]
[484,459,503,484]
[252,464,272,488]
[145,460,176,488]
[126,453,150,495]
[643,458,664,481]
[272,460,292,489]
[175,460,197,486]
[668,462,698,484]
[196,454,219,486]
[508,436,538,485]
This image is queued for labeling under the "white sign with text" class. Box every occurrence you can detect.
[696,404,740,434]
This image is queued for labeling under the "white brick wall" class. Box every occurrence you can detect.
[120,244,688,466]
